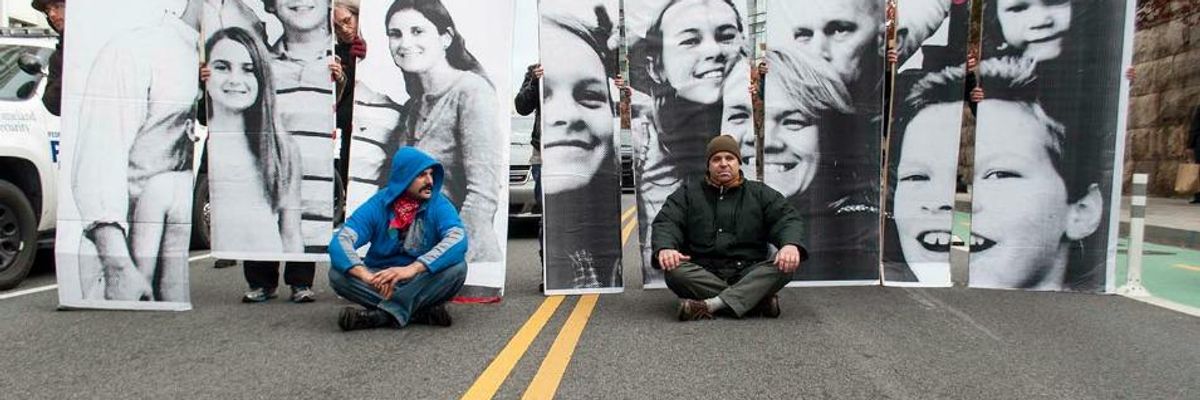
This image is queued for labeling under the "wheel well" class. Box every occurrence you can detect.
[0,157,43,224]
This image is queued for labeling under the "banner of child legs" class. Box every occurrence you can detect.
[55,0,204,311]
[538,0,625,295]
[203,0,336,262]
[626,0,754,288]
[348,0,514,299]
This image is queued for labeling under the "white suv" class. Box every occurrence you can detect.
[0,28,59,289]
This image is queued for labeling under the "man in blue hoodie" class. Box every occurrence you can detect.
[328,148,469,331]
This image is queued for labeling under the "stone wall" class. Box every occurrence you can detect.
[1125,3,1200,196]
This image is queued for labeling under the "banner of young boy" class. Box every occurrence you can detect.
[881,0,970,287]
[625,0,753,289]
[763,0,884,286]
[348,0,514,299]
[203,0,335,262]
[55,0,203,311]
[968,0,1131,293]
[538,0,624,295]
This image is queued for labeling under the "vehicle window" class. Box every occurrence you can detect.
[0,45,52,101]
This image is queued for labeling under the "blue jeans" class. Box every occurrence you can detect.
[327,262,467,326]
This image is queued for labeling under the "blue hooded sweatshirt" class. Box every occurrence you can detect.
[329,148,468,274]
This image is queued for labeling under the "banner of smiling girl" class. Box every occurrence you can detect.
[203,0,336,262]
[55,0,203,311]
[625,0,754,289]
[881,0,970,287]
[968,0,1132,292]
[348,0,514,299]
[538,0,625,295]
[763,0,885,286]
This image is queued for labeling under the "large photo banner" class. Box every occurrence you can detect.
[55,0,204,311]
[348,0,514,299]
[881,0,968,287]
[538,0,624,295]
[203,0,336,262]
[626,0,753,288]
[968,0,1131,292]
[764,0,884,286]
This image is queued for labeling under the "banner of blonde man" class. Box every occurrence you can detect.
[203,0,336,262]
[764,0,884,286]
[55,0,204,311]
[348,0,514,300]
[625,0,753,289]
[967,0,1132,293]
[538,0,624,295]
[881,0,971,287]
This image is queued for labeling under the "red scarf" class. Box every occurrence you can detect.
[388,196,421,234]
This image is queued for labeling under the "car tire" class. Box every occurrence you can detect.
[0,179,38,290]
[190,173,212,250]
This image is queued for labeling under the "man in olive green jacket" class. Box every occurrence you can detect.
[652,135,807,321]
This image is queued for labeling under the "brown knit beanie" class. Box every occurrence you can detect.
[706,135,741,163]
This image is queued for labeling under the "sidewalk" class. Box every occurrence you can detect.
[1117,196,1200,250]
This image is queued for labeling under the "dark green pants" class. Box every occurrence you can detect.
[663,261,791,317]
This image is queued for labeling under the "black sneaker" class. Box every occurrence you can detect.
[337,307,392,331]
[290,286,316,303]
[412,304,453,327]
[241,287,277,303]
[213,259,237,269]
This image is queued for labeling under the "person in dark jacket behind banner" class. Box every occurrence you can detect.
[333,0,366,223]
[652,135,807,321]
[1190,106,1200,204]
[328,147,468,331]
[32,0,64,116]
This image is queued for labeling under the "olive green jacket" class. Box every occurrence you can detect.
[651,176,807,268]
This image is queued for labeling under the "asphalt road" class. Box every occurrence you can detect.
[2,195,1199,399]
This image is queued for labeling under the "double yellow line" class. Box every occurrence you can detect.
[462,206,638,400]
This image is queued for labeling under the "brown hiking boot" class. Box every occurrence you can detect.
[750,295,780,318]
[677,299,714,321]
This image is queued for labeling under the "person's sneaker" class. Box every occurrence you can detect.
[290,286,316,303]
[750,295,781,318]
[677,299,714,321]
[412,304,453,327]
[241,287,277,303]
[338,307,392,331]
[213,259,237,269]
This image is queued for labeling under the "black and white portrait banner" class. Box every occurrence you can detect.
[625,0,753,288]
[55,0,204,311]
[968,0,1131,292]
[882,0,968,287]
[349,0,513,299]
[203,0,336,262]
[765,0,884,286]
[539,0,624,295]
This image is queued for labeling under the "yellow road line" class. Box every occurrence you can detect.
[521,295,600,400]
[1172,264,1200,272]
[621,218,638,246]
[621,205,636,223]
[461,296,566,400]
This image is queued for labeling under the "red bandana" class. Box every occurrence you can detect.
[388,196,421,233]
